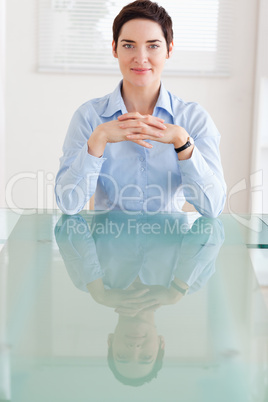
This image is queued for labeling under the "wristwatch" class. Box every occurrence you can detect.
[174,136,194,153]
[170,281,189,295]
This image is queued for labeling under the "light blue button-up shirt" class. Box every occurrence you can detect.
[55,81,226,217]
[55,213,225,294]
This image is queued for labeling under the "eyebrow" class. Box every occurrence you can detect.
[120,39,162,43]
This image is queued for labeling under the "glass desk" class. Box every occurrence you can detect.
[0,210,268,402]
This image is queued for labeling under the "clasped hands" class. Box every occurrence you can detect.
[118,112,188,149]
[96,284,183,317]
[92,112,189,151]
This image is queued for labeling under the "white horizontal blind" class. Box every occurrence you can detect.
[38,0,232,76]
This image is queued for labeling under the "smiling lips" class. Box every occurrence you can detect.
[125,334,146,339]
[131,68,152,74]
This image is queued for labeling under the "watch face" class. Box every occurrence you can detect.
[190,137,194,145]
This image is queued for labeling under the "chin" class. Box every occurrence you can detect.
[131,78,156,88]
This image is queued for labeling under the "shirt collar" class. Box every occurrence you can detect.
[154,82,174,117]
[101,81,127,117]
[101,80,174,118]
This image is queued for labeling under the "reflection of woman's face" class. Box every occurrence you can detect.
[108,317,163,379]
[112,18,172,90]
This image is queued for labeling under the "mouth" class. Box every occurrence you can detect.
[131,68,152,74]
[125,334,146,339]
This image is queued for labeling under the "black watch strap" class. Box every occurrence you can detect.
[174,137,193,153]
[170,281,188,295]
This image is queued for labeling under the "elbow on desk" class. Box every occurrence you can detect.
[198,193,226,219]
[55,186,85,215]
[56,198,83,216]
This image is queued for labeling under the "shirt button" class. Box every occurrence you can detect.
[139,157,145,162]
[140,167,145,172]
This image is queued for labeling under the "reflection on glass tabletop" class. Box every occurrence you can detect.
[0,210,267,402]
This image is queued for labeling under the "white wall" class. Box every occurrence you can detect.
[0,0,6,208]
[4,0,259,213]
[251,0,268,214]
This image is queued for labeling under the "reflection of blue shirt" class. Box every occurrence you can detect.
[55,213,225,295]
[55,81,226,217]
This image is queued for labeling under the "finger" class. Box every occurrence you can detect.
[122,297,153,305]
[137,300,160,309]
[122,298,158,308]
[119,119,166,130]
[130,139,153,149]
[115,302,159,316]
[118,113,165,123]
[115,304,152,314]
[123,128,165,139]
[126,288,150,297]
[141,304,161,312]
[118,112,143,120]
[142,115,167,129]
[114,308,140,317]
[123,123,166,137]
[127,133,164,141]
[115,307,141,317]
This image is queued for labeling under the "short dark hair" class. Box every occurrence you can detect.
[107,343,165,387]
[112,0,173,52]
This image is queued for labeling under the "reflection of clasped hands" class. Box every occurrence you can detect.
[87,112,193,160]
[87,277,188,317]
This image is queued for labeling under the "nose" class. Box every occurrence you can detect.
[134,48,148,64]
[127,340,142,349]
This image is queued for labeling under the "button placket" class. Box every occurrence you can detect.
[138,151,147,205]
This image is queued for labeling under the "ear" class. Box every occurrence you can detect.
[112,40,118,58]
[107,333,114,346]
[159,335,165,349]
[166,41,174,59]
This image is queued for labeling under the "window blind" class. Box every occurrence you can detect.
[38,0,232,76]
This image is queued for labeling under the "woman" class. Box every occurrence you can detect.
[55,0,226,217]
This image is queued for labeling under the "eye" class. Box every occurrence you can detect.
[149,45,160,49]
[142,355,153,360]
[123,44,134,49]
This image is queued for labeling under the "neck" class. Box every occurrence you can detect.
[121,80,161,115]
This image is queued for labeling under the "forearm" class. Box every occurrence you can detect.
[169,278,189,300]
[87,125,107,158]
[86,278,106,303]
[172,125,194,161]
[178,147,226,218]
[55,143,105,215]
[55,107,109,214]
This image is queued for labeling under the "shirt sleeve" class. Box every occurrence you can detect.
[54,214,104,292]
[173,217,225,293]
[177,103,226,218]
[55,106,106,215]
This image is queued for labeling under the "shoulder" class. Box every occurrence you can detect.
[65,92,113,138]
[74,92,111,119]
[168,91,219,137]
[168,91,209,119]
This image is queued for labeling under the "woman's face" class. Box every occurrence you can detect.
[108,316,164,379]
[112,19,173,90]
